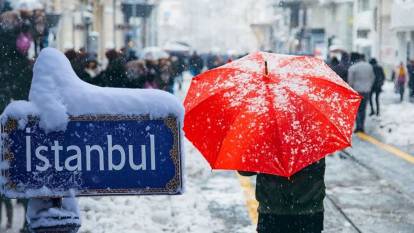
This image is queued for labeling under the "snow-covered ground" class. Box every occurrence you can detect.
[78,143,253,233]
[365,81,414,153]
[76,73,254,233]
[2,72,414,233]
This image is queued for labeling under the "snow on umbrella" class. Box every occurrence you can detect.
[184,52,361,177]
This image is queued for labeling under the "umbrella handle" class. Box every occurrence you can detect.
[264,61,269,76]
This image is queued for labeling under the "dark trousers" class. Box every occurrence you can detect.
[398,84,405,102]
[369,90,381,115]
[0,196,13,227]
[356,92,370,132]
[257,212,324,233]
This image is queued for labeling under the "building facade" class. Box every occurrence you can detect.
[391,0,414,64]
[43,0,159,60]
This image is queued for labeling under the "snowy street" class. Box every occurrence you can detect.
[2,1,414,232]
[2,75,414,233]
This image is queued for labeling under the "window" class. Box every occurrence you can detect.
[357,29,370,38]
[359,0,370,12]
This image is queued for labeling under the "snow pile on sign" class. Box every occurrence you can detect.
[1,48,183,132]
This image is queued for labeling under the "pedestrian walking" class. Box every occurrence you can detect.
[395,62,408,102]
[125,60,147,88]
[98,49,129,87]
[84,53,100,79]
[144,59,161,89]
[189,51,204,76]
[0,10,33,232]
[329,56,339,68]
[348,54,375,132]
[239,160,326,233]
[330,56,348,82]
[159,57,173,92]
[170,55,185,90]
[407,60,414,99]
[369,58,385,116]
[349,52,360,66]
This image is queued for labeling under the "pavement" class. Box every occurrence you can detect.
[1,75,414,233]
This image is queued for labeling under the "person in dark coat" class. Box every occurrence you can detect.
[349,52,360,66]
[125,60,148,88]
[369,58,385,116]
[329,56,339,68]
[407,60,414,99]
[206,53,217,70]
[0,11,32,111]
[170,55,185,90]
[97,49,129,87]
[239,160,326,233]
[144,59,162,89]
[330,55,349,83]
[189,51,204,76]
[0,10,33,231]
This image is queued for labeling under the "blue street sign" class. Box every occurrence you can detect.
[1,115,182,198]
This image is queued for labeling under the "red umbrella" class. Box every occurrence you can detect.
[184,52,361,177]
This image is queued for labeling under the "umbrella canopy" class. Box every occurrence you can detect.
[140,47,169,60]
[184,52,361,177]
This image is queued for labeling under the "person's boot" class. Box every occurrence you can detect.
[369,111,375,116]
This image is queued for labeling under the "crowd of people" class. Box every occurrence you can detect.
[329,51,414,133]
[63,48,188,94]
[0,10,233,232]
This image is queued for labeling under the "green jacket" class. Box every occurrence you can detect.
[239,159,325,215]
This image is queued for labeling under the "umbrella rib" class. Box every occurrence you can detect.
[283,87,352,146]
[211,102,250,169]
[213,73,288,174]
[264,78,288,176]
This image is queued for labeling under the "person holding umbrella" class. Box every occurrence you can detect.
[184,52,361,233]
[238,161,325,233]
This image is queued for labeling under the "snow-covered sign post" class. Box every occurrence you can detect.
[0,48,184,233]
